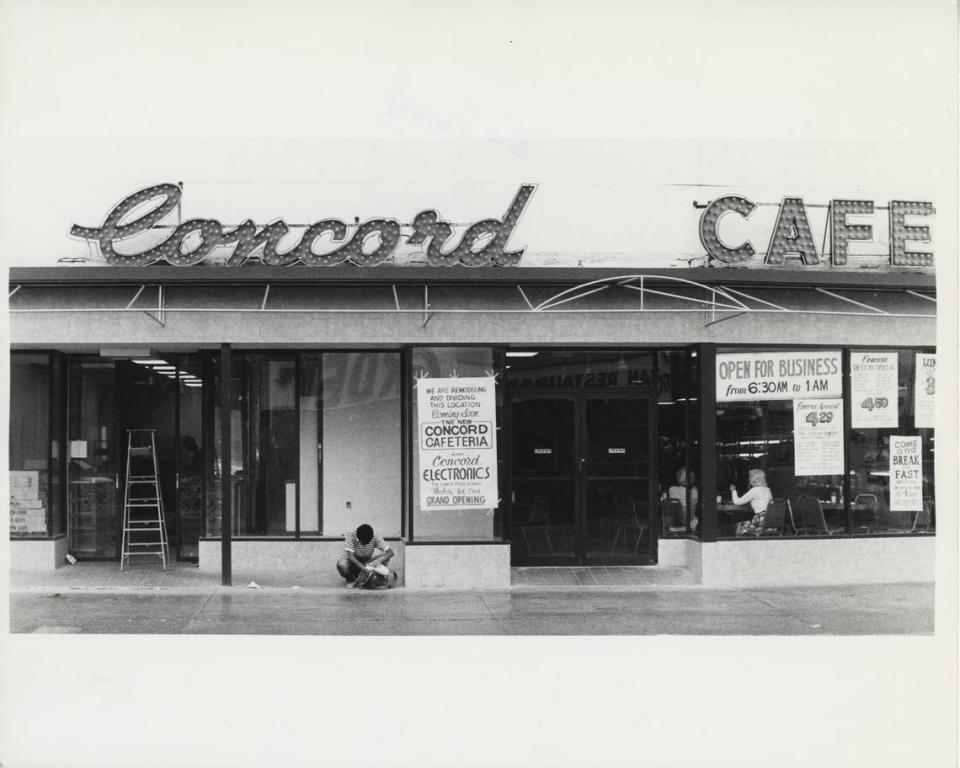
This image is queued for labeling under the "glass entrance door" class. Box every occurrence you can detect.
[510,398,577,561]
[510,394,655,565]
[118,355,205,561]
[67,359,121,559]
[583,396,654,563]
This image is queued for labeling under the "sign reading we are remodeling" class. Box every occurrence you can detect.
[416,376,498,511]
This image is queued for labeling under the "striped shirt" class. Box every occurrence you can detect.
[343,529,389,561]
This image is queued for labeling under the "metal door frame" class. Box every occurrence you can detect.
[507,389,657,566]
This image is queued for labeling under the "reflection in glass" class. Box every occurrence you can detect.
[584,397,650,559]
[67,359,119,557]
[10,354,52,537]
[510,398,576,560]
[848,351,935,534]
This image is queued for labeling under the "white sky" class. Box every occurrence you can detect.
[0,2,957,768]
[0,1,953,268]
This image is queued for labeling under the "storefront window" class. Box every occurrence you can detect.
[207,351,401,538]
[67,358,120,556]
[657,349,700,537]
[50,354,66,536]
[10,353,53,537]
[412,347,499,540]
[318,352,402,538]
[714,347,934,538]
[848,350,935,534]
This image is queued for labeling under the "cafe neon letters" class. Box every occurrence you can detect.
[698,195,935,268]
[70,183,536,267]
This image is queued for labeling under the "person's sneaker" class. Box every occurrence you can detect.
[346,580,357,589]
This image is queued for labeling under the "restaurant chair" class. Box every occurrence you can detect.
[661,498,686,535]
[521,495,554,555]
[796,495,843,536]
[611,494,647,554]
[756,498,787,537]
[909,499,934,533]
[875,503,909,534]
[852,493,880,533]
[785,495,802,535]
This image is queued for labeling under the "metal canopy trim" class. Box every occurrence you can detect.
[8,272,937,325]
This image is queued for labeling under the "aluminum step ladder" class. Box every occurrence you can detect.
[120,429,169,570]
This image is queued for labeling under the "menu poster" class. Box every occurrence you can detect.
[793,399,844,476]
[416,376,498,511]
[890,436,922,512]
[716,350,842,402]
[914,353,936,429]
[850,352,899,428]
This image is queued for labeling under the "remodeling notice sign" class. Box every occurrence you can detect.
[850,352,899,428]
[717,351,842,402]
[417,376,498,511]
[914,353,936,429]
[793,399,844,476]
[890,436,922,511]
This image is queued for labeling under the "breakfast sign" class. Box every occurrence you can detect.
[69,183,935,269]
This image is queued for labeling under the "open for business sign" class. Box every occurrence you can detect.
[716,351,842,402]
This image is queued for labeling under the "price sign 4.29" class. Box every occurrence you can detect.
[804,409,835,427]
[794,398,844,476]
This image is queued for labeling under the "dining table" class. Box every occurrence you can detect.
[716,502,754,536]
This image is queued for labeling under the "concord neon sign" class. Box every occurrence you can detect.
[70,183,536,267]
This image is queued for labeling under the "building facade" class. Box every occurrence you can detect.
[7,186,939,587]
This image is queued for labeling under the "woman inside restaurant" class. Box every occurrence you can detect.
[731,468,774,536]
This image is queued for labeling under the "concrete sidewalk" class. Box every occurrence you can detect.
[8,563,935,635]
[9,561,699,592]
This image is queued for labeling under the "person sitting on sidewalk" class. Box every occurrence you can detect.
[337,523,395,588]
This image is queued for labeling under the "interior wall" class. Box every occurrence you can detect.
[321,354,402,537]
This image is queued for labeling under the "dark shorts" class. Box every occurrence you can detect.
[336,555,364,581]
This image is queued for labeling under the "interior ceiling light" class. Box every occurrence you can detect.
[505,352,539,358]
[134,359,168,365]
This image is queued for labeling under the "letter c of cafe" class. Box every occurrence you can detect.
[70,183,537,267]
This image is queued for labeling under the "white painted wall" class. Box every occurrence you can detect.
[321,374,402,537]
[9,537,68,570]
[199,539,405,588]
[697,537,935,587]
[404,543,511,589]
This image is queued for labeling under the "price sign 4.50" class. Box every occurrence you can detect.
[859,396,890,412]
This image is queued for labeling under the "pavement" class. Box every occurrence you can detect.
[7,563,935,635]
